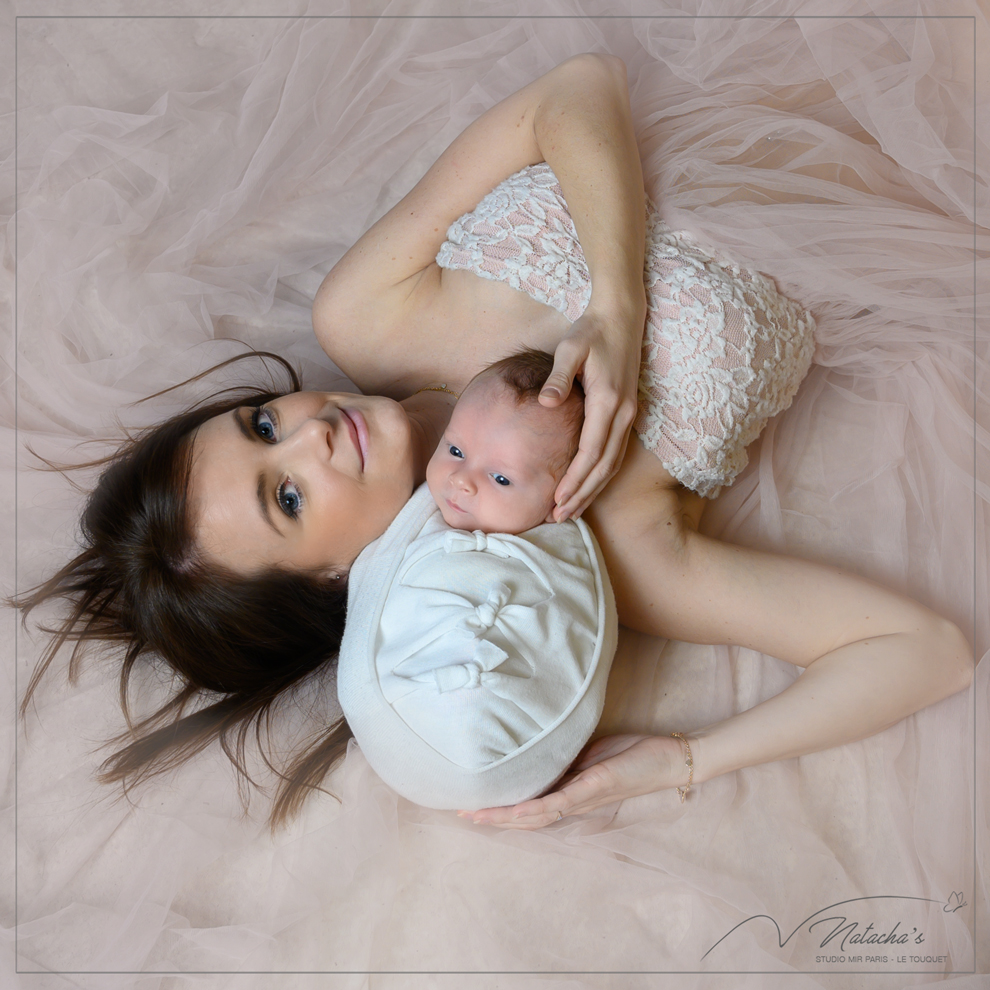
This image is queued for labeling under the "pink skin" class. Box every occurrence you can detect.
[426,381,573,535]
[189,391,418,576]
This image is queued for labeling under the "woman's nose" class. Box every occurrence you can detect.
[284,418,332,456]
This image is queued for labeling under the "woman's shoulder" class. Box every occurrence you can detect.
[313,260,446,396]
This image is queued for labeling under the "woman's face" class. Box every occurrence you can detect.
[189,391,416,576]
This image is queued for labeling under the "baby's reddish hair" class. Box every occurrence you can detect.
[469,349,584,481]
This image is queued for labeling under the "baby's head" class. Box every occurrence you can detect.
[426,349,584,534]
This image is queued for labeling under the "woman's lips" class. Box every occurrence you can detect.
[341,409,368,470]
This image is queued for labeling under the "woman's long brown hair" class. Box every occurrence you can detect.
[15,351,353,829]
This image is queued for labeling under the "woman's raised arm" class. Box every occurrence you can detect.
[314,54,647,510]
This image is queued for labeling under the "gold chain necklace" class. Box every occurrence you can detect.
[413,383,460,399]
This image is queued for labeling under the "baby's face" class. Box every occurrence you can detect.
[426,383,565,535]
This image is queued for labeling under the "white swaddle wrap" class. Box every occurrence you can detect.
[338,484,618,810]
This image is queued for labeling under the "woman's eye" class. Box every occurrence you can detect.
[252,407,277,442]
[492,474,511,487]
[277,480,303,519]
[448,445,463,459]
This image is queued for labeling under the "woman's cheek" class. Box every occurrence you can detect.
[425,450,444,498]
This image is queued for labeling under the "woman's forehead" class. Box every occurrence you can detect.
[192,406,248,456]
[188,411,286,567]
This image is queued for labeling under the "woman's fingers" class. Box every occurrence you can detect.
[457,742,654,830]
[554,396,637,519]
[541,312,642,520]
[467,772,612,829]
[539,335,585,406]
[539,335,584,405]
[458,798,561,828]
[569,733,651,770]
[461,736,666,830]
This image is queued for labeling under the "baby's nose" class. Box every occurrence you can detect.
[452,468,475,493]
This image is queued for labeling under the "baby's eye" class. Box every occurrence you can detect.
[492,474,511,487]
[252,407,277,442]
[277,479,303,519]
[448,445,463,459]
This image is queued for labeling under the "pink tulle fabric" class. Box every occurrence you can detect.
[3,3,987,989]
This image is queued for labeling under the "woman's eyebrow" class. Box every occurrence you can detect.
[256,474,283,537]
[232,410,284,538]
[234,407,255,443]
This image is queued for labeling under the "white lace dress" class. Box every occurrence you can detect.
[436,163,816,497]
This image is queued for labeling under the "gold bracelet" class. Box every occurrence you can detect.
[671,732,694,803]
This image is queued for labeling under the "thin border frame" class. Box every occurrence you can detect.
[11,10,981,978]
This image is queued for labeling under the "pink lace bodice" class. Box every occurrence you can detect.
[437,163,815,497]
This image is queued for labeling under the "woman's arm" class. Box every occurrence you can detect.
[314,54,646,511]
[465,445,974,828]
[316,54,643,335]
[527,55,648,521]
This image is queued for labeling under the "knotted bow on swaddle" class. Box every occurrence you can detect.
[338,484,618,810]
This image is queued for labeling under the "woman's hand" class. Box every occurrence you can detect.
[460,733,691,830]
[541,305,644,522]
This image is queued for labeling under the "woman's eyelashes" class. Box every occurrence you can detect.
[251,406,278,442]
[277,479,303,519]
[247,408,302,519]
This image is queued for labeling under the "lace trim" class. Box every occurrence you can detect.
[436,164,591,322]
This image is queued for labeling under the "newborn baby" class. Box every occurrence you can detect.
[426,349,584,535]
[341,349,614,812]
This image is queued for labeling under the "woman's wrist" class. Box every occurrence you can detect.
[670,731,713,787]
[588,281,647,319]
[683,726,756,787]
[670,732,695,802]
[583,293,647,339]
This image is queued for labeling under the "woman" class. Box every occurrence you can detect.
[310,54,970,829]
[24,54,969,834]
[283,54,976,827]
[10,13,982,977]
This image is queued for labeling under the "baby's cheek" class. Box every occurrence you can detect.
[430,490,462,530]
[498,499,548,536]
[426,467,453,525]
[439,506,461,528]
[538,478,559,515]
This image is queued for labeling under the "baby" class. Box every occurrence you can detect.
[426,349,584,535]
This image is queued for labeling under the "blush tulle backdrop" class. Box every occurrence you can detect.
[2,2,987,988]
